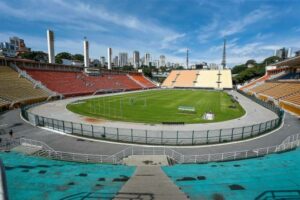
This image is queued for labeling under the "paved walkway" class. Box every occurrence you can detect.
[114,166,188,200]
[0,108,299,157]
[29,90,277,131]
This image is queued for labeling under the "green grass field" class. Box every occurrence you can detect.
[67,90,245,124]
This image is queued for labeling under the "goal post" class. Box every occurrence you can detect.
[178,106,196,113]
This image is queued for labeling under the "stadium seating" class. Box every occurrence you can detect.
[281,92,300,105]
[89,74,142,91]
[249,82,280,94]
[129,74,157,88]
[276,72,300,80]
[173,70,197,87]
[163,148,300,200]
[162,70,233,89]
[0,97,10,109]
[244,80,300,115]
[2,152,135,200]
[0,66,49,106]
[257,82,300,100]
[239,74,270,91]
[24,69,94,96]
[22,69,153,97]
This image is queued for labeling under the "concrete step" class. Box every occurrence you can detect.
[123,155,170,166]
[114,166,189,200]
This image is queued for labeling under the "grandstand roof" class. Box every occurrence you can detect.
[271,55,300,67]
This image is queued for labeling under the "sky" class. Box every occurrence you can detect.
[0,0,300,67]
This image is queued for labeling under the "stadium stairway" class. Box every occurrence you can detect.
[114,166,189,200]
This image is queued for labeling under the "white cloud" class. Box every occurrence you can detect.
[220,7,273,37]
[161,33,186,49]
[197,17,219,43]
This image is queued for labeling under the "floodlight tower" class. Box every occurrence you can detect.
[186,48,189,69]
[107,47,112,70]
[47,30,55,64]
[83,37,89,73]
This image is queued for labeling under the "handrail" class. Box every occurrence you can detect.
[107,146,185,164]
[182,133,300,163]
[19,138,112,163]
[16,133,300,164]
[20,138,54,151]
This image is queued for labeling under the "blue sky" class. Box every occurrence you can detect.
[0,0,300,67]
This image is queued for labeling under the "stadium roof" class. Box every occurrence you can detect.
[271,56,300,67]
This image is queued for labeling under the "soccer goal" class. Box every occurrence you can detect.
[178,106,196,113]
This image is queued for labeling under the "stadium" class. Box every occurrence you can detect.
[1,4,300,200]
[1,44,300,200]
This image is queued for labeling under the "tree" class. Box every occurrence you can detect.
[142,67,152,78]
[122,65,134,71]
[233,65,265,84]
[231,64,247,74]
[245,59,256,66]
[72,54,84,62]
[175,66,184,70]
[263,56,280,65]
[55,52,72,64]
[19,51,48,62]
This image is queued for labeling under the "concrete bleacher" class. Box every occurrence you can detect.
[281,92,300,105]
[162,71,178,88]
[129,74,157,88]
[0,98,10,109]
[23,68,153,97]
[245,81,300,115]
[256,82,300,100]
[0,66,49,107]
[24,69,94,96]
[279,92,300,115]
[173,70,197,88]
[240,74,270,91]
[248,82,280,94]
[163,148,300,200]
[162,70,233,89]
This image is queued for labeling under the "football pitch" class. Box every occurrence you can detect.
[67,90,245,124]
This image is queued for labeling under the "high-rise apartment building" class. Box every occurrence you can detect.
[119,52,128,67]
[113,56,119,67]
[159,55,166,67]
[145,53,151,66]
[133,51,140,68]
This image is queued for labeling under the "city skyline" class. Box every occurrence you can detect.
[0,0,300,67]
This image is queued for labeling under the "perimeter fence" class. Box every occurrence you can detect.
[21,90,284,145]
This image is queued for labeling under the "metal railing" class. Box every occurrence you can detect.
[183,133,300,163]
[106,146,184,164]
[20,138,54,151]
[16,133,300,165]
[18,138,184,164]
[19,138,114,163]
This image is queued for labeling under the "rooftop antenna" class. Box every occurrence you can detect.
[221,38,226,69]
[217,39,226,89]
